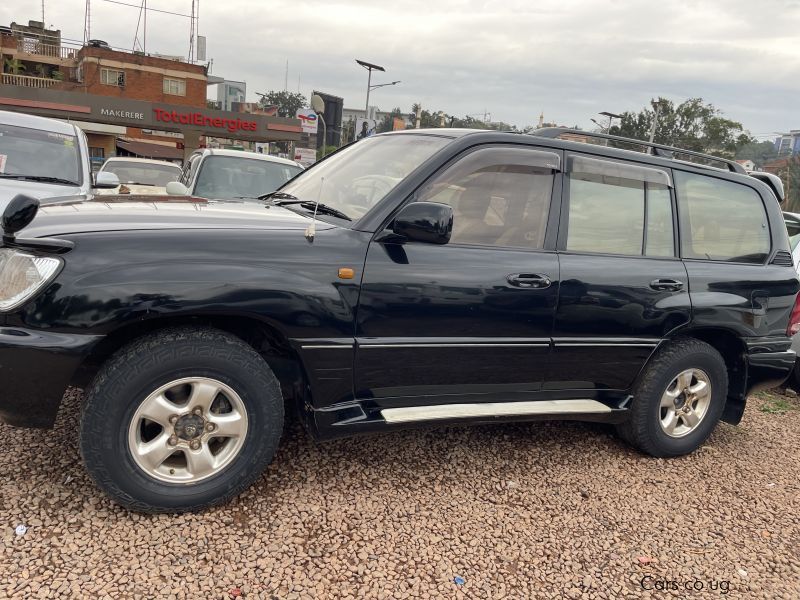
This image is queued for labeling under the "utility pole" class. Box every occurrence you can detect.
[649,100,666,144]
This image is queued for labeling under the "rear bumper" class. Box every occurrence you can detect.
[744,335,796,396]
[0,327,102,428]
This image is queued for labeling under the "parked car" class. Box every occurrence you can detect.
[166,148,303,200]
[783,210,800,388]
[95,157,181,196]
[0,110,119,209]
[1,128,798,513]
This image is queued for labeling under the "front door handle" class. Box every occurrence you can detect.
[650,278,684,292]
[507,273,552,289]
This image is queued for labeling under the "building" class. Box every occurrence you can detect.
[1,20,301,167]
[775,131,800,156]
[735,159,756,172]
[216,80,246,112]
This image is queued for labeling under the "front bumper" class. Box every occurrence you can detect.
[0,327,103,428]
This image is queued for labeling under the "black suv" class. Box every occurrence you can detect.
[1,128,797,512]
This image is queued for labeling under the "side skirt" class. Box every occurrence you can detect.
[308,396,629,440]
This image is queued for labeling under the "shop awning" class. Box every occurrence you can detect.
[116,139,184,161]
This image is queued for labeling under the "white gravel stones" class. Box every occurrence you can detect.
[0,387,798,598]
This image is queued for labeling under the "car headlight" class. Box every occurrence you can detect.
[0,248,62,311]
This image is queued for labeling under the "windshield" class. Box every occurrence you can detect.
[0,123,81,185]
[102,160,181,186]
[280,134,452,220]
[193,155,302,199]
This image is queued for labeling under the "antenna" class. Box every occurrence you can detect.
[304,176,325,242]
[188,0,197,62]
[83,0,91,44]
[133,0,146,52]
[41,0,45,25]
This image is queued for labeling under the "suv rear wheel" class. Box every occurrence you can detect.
[80,327,283,513]
[617,338,728,457]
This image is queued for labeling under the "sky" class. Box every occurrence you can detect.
[3,0,798,135]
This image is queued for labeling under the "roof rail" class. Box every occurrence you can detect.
[532,127,747,175]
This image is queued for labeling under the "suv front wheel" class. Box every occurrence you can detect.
[80,327,284,513]
[617,339,728,457]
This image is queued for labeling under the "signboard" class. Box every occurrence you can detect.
[293,147,316,167]
[0,87,302,143]
[296,109,318,134]
[392,117,406,131]
[355,118,377,141]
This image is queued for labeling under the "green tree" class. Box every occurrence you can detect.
[3,58,26,75]
[257,90,307,118]
[735,140,779,168]
[609,97,753,158]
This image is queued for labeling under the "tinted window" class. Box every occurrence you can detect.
[416,147,556,249]
[566,157,674,257]
[675,171,769,263]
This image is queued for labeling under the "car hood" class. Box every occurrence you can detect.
[18,195,333,238]
[0,180,84,211]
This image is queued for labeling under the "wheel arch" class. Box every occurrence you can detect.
[658,327,748,424]
[72,315,310,411]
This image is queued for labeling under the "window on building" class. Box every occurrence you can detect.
[675,171,770,263]
[566,155,675,257]
[416,147,557,249]
[100,68,125,87]
[163,77,187,96]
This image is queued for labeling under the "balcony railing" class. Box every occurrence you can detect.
[16,39,78,60]
[1,73,61,88]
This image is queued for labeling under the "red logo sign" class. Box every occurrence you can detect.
[153,108,258,133]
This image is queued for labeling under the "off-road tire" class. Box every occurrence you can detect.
[616,338,728,457]
[80,327,283,513]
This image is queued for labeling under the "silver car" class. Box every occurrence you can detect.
[0,110,118,209]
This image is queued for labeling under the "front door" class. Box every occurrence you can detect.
[549,153,691,391]
[355,145,562,402]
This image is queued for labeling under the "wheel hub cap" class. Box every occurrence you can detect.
[174,414,205,440]
[127,377,249,484]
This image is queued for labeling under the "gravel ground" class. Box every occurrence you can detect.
[1,389,799,599]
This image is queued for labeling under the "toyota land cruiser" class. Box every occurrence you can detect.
[1,128,797,512]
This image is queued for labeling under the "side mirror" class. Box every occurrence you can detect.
[93,171,120,189]
[166,181,189,196]
[392,202,453,245]
[2,194,40,241]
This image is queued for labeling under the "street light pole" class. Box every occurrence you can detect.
[356,59,386,121]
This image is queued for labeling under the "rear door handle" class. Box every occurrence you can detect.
[650,278,684,292]
[507,273,552,289]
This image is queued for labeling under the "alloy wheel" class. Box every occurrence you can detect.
[127,377,248,483]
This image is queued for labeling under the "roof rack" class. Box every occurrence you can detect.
[532,127,747,175]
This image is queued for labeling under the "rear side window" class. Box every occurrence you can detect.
[675,171,769,263]
[565,156,675,257]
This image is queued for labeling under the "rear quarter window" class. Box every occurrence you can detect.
[675,171,770,263]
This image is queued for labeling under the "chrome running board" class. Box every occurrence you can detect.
[381,399,612,424]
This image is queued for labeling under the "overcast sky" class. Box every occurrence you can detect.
[3,0,798,135]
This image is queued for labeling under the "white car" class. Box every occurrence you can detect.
[0,110,118,209]
[167,149,303,200]
[95,157,182,196]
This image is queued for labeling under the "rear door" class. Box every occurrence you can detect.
[549,153,691,391]
[355,145,562,402]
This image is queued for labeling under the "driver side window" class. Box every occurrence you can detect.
[416,147,556,249]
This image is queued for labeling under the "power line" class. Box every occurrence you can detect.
[99,0,192,18]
